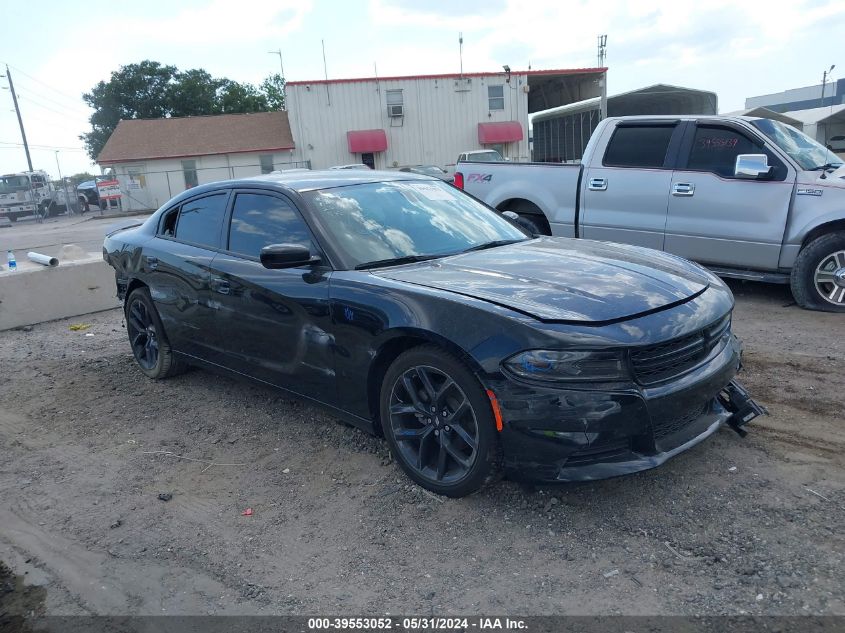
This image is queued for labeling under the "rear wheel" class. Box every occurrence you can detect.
[380,346,500,497]
[125,287,186,379]
[78,197,90,214]
[790,231,845,312]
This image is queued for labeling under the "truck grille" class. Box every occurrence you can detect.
[631,316,730,385]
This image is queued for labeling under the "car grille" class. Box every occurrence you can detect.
[652,403,708,440]
[630,316,730,385]
[564,438,632,467]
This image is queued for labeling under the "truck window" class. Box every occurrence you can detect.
[603,125,675,168]
[686,126,761,178]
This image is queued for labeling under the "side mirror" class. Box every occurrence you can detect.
[734,154,772,179]
[260,243,317,269]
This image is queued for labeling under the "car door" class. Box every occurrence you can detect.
[143,191,230,360]
[580,122,681,250]
[664,122,795,270]
[205,189,336,403]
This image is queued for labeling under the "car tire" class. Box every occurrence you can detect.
[790,231,845,312]
[8,213,18,223]
[380,345,501,497]
[78,197,89,214]
[125,287,187,379]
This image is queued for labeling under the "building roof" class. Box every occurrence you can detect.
[782,104,845,125]
[286,67,606,86]
[722,107,804,128]
[531,84,717,123]
[97,111,295,164]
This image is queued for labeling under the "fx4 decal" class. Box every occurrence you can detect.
[796,188,823,196]
[467,173,493,183]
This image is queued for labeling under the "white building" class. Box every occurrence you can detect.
[97,111,303,211]
[285,68,606,170]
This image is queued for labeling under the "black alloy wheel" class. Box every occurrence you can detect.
[381,347,500,497]
[126,297,160,370]
[124,287,186,379]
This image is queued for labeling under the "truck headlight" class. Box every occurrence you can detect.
[503,349,627,382]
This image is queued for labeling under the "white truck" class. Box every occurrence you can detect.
[455,115,845,312]
[0,170,80,222]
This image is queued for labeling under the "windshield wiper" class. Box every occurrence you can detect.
[355,254,442,270]
[809,162,842,171]
[460,238,528,254]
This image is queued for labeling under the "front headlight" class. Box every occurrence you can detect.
[503,349,627,382]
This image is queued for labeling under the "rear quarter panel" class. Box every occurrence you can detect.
[458,162,581,235]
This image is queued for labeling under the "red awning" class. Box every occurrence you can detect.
[347,129,388,153]
[477,121,524,144]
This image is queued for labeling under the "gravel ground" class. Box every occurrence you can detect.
[0,279,843,616]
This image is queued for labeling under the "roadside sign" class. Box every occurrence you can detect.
[97,179,122,201]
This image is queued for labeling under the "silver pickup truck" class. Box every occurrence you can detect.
[455,115,845,312]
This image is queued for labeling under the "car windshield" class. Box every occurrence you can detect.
[751,119,842,171]
[304,180,528,269]
[0,175,30,193]
[465,151,504,162]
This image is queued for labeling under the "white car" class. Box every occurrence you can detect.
[828,135,845,152]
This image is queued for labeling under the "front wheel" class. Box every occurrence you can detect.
[125,287,187,379]
[380,346,500,497]
[790,231,845,312]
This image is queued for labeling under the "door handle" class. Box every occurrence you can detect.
[588,177,607,191]
[672,183,695,196]
[144,256,158,270]
[210,278,230,295]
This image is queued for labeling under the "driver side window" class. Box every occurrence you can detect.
[685,125,784,180]
[227,192,315,259]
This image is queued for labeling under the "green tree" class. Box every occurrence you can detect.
[67,172,97,186]
[214,80,269,114]
[260,73,286,110]
[81,61,285,160]
[168,69,223,117]
[81,61,177,159]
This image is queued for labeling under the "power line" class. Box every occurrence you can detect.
[0,141,86,151]
[13,85,89,115]
[0,61,86,106]
[15,93,87,119]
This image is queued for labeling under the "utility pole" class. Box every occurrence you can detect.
[267,49,286,110]
[55,151,73,216]
[3,65,33,171]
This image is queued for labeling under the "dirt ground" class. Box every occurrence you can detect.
[0,279,843,617]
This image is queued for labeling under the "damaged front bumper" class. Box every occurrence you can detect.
[495,336,766,483]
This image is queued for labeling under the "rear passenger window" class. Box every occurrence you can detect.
[603,125,675,168]
[686,126,761,178]
[228,193,314,258]
[175,193,228,249]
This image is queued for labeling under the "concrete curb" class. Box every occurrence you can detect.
[0,257,120,331]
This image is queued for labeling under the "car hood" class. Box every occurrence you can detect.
[374,237,712,324]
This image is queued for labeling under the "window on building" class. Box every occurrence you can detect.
[386,89,404,116]
[686,126,761,178]
[228,193,314,258]
[603,125,676,168]
[488,85,505,111]
[182,159,199,189]
[259,154,275,174]
[175,193,228,249]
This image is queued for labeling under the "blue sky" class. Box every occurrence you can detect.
[1,0,842,176]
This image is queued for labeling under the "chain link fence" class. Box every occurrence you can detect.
[98,159,312,214]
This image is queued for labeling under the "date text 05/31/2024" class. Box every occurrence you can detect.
[307,617,528,630]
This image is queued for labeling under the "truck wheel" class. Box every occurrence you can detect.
[790,231,845,312]
[514,215,545,236]
[78,197,89,214]
[8,213,17,223]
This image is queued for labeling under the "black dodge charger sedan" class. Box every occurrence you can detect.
[103,170,763,497]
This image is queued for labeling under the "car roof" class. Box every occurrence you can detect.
[166,169,439,202]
